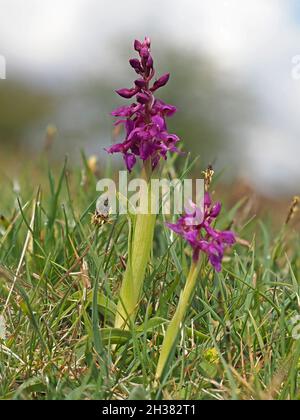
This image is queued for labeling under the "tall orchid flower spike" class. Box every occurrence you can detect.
[156,192,235,381]
[107,38,180,330]
[106,37,180,172]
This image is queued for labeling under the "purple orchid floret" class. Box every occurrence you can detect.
[167,192,236,272]
[106,37,180,172]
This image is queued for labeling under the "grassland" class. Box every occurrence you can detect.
[0,152,299,400]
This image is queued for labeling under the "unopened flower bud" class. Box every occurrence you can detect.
[151,73,170,91]
[134,39,142,52]
[136,92,151,104]
[116,87,137,99]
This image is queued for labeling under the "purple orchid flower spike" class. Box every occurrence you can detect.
[106,37,180,172]
[167,192,235,272]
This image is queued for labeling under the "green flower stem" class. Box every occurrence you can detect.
[156,261,200,381]
[114,162,157,330]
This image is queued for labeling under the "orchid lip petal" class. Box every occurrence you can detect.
[124,153,136,172]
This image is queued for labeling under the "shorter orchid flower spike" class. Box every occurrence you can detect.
[167,192,235,272]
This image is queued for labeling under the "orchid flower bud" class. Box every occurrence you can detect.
[151,73,170,91]
[134,39,142,52]
[134,78,147,89]
[129,58,143,73]
[136,92,151,104]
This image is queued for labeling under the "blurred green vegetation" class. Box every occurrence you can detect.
[0,81,53,146]
[0,46,254,169]
[157,48,254,165]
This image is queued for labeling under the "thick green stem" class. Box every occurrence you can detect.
[114,212,156,329]
[114,161,157,330]
[156,261,200,381]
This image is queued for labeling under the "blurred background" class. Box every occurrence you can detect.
[0,0,300,198]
